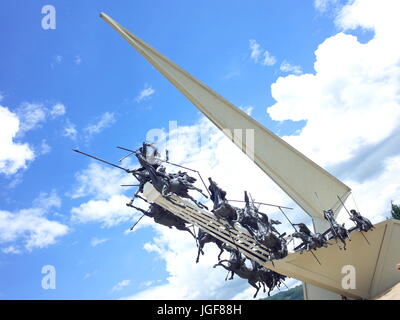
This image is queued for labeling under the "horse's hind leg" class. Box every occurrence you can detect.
[261,281,266,293]
[224,270,231,281]
[196,245,204,263]
[249,280,260,298]
[217,245,225,261]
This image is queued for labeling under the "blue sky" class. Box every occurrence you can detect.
[1,0,399,299]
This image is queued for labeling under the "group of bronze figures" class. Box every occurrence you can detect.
[74,142,375,298]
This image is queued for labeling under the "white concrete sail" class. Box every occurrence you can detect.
[100,12,351,220]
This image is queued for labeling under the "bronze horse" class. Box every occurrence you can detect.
[134,151,208,209]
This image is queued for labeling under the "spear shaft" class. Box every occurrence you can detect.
[73,149,130,172]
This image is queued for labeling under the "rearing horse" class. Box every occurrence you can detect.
[129,203,196,239]
[134,151,207,209]
[195,229,226,263]
[213,250,264,298]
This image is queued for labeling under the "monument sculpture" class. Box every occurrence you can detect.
[72,13,400,299]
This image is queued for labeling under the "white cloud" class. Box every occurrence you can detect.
[71,194,138,228]
[268,0,400,170]
[50,103,66,117]
[0,105,35,175]
[122,224,252,300]
[14,102,66,136]
[135,84,155,103]
[120,117,296,300]
[70,162,134,200]
[2,245,22,254]
[249,40,276,66]
[70,162,145,228]
[90,237,109,247]
[343,155,400,224]
[32,190,62,211]
[112,280,131,292]
[63,120,78,140]
[16,103,47,135]
[75,55,82,65]
[279,61,303,75]
[84,112,116,138]
[39,139,51,155]
[314,0,340,13]
[83,270,97,279]
[121,0,400,300]
[11,102,66,137]
[0,191,68,252]
[249,39,262,62]
[267,0,400,225]
[262,51,277,66]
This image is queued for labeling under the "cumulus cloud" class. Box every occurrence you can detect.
[14,102,66,136]
[135,84,155,103]
[2,245,22,254]
[39,139,51,155]
[63,120,78,140]
[50,55,63,69]
[314,0,340,13]
[120,117,297,300]
[90,237,109,247]
[268,0,400,171]
[262,51,277,66]
[279,61,303,75]
[32,190,61,211]
[63,112,115,142]
[75,55,82,65]
[70,162,145,228]
[267,0,400,225]
[50,103,66,118]
[16,103,47,135]
[249,39,262,62]
[122,224,253,300]
[343,155,400,224]
[83,270,97,280]
[121,0,400,300]
[0,191,68,252]
[84,112,116,138]
[249,40,276,66]
[112,280,131,292]
[70,162,134,200]
[0,105,35,175]
[71,194,138,228]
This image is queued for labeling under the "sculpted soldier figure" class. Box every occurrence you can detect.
[292,223,328,252]
[349,209,374,232]
[208,178,238,225]
[323,209,350,250]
